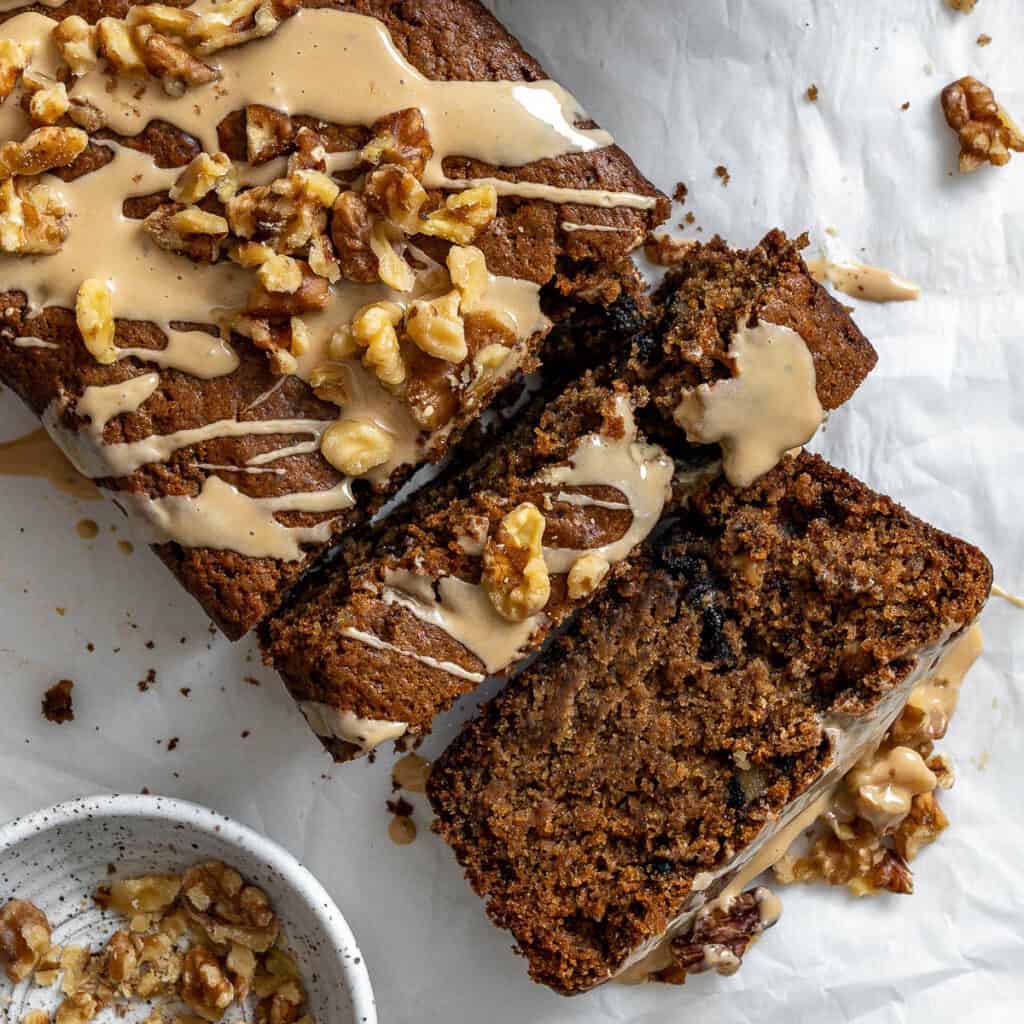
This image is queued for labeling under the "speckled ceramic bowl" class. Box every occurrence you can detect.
[0,794,376,1024]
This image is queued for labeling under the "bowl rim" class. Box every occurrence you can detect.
[0,792,377,1024]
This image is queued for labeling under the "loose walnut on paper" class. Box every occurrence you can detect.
[941,75,1024,172]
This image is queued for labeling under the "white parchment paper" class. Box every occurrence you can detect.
[1,1,1022,1021]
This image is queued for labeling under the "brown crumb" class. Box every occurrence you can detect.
[86,642,95,653]
[145,641,155,650]
[167,737,179,752]
[179,687,192,698]
[386,796,414,818]
[644,232,697,267]
[240,730,251,739]
[947,0,977,12]
[977,33,992,46]
[243,676,261,687]
[672,181,688,204]
[714,164,731,186]
[902,101,911,110]
[807,84,819,102]
[683,211,696,225]
[137,669,157,693]
[42,679,74,724]
[55,607,65,616]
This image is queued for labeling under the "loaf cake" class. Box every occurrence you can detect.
[428,453,992,994]
[261,231,877,759]
[0,0,667,637]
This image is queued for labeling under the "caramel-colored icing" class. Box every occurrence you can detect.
[392,753,431,794]
[2,5,652,561]
[675,319,824,488]
[991,584,1024,610]
[906,622,983,739]
[806,257,920,303]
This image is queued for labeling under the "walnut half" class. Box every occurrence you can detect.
[941,75,1024,172]
[0,899,51,983]
[482,502,551,622]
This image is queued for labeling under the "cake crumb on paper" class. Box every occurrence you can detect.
[42,679,74,724]
[806,83,819,102]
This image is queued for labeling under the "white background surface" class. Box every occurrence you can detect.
[1,1,1022,1021]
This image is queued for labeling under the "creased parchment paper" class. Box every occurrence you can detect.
[0,1,1022,1021]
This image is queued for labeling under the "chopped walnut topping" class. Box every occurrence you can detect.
[229,239,276,268]
[179,946,235,1021]
[59,945,89,996]
[416,185,497,245]
[258,254,304,294]
[187,0,284,58]
[28,80,71,126]
[247,260,329,316]
[256,978,305,1024]
[181,862,279,953]
[567,552,611,600]
[34,941,63,986]
[127,3,198,37]
[0,38,29,102]
[226,173,329,254]
[338,301,407,388]
[483,502,551,622]
[368,220,414,291]
[169,152,234,204]
[361,108,433,178]
[0,127,88,178]
[142,204,227,263]
[309,363,349,406]
[245,104,293,164]
[0,900,52,983]
[139,30,220,95]
[330,190,378,284]
[22,1011,49,1024]
[406,290,467,363]
[53,17,98,76]
[289,316,310,356]
[226,944,256,1001]
[95,17,147,78]
[364,164,427,233]
[307,232,340,283]
[941,75,1024,172]
[75,278,117,365]
[447,245,489,313]
[287,126,327,174]
[320,418,395,477]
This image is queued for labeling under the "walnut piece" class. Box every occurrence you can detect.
[368,220,414,291]
[53,17,98,76]
[257,254,304,294]
[361,107,433,178]
[336,301,406,388]
[447,245,489,313]
[892,791,949,862]
[0,900,52,983]
[0,38,29,102]
[226,173,330,255]
[309,363,349,406]
[169,152,234,204]
[416,185,497,245]
[364,164,427,233]
[96,17,147,78]
[179,946,235,1021]
[142,204,227,263]
[75,278,117,365]
[406,290,467,363]
[330,191,378,284]
[483,502,551,622]
[28,80,71,126]
[246,104,293,164]
[187,0,285,58]
[0,127,88,178]
[567,552,611,600]
[256,978,305,1024]
[181,862,279,953]
[247,260,329,316]
[139,30,220,95]
[55,992,98,1024]
[320,418,395,477]
[307,232,340,283]
[941,75,1024,172]
[101,874,182,917]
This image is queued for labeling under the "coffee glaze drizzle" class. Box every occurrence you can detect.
[0,7,653,560]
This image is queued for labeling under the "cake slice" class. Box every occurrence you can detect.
[427,453,991,994]
[261,231,877,758]
[0,1,667,637]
